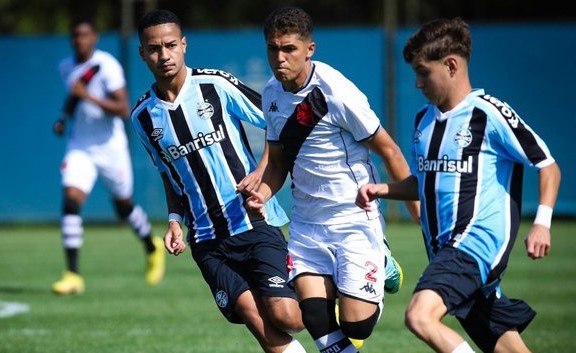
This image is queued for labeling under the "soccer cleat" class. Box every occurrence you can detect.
[145,236,166,286]
[335,303,364,350]
[384,255,404,294]
[52,271,85,295]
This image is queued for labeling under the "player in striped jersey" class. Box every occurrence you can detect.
[357,18,561,353]
[247,7,419,353]
[132,10,305,353]
[51,18,164,295]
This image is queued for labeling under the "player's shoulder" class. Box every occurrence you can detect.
[469,89,522,126]
[191,67,243,87]
[131,90,153,118]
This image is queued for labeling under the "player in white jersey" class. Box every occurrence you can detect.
[245,7,419,353]
[51,18,164,295]
[356,18,561,353]
[132,10,306,353]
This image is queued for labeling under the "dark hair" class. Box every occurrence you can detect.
[137,9,182,41]
[403,17,472,64]
[263,6,313,40]
[70,17,97,33]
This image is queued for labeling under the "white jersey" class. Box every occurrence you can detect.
[58,49,132,198]
[263,61,382,224]
[59,49,128,150]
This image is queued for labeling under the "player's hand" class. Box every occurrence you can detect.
[245,190,266,218]
[53,118,66,136]
[525,223,551,259]
[236,171,262,195]
[355,184,384,211]
[71,80,89,99]
[165,221,186,256]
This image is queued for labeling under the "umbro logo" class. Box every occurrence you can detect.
[268,276,286,288]
[269,101,279,112]
[151,128,163,141]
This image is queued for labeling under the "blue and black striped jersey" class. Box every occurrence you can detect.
[411,89,555,284]
[131,67,288,244]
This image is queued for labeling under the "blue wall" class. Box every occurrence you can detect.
[0,23,574,223]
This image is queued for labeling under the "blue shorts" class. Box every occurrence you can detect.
[415,246,536,353]
[191,223,297,324]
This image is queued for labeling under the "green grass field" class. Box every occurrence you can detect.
[1,220,574,353]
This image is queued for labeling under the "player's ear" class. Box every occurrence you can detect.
[138,46,145,61]
[182,36,187,54]
[445,56,458,77]
[306,41,316,60]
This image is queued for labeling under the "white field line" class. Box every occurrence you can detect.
[0,300,30,318]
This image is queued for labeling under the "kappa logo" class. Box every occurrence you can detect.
[268,276,286,288]
[151,128,163,141]
[359,282,376,294]
[269,101,279,112]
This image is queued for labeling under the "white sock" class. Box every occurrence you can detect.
[282,338,307,353]
[451,341,475,353]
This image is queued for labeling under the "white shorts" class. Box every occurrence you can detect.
[61,145,133,199]
[288,216,387,303]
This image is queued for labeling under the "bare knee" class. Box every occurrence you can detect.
[265,297,304,333]
[405,304,431,337]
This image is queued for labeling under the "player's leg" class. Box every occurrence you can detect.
[406,289,473,353]
[493,330,532,353]
[102,146,164,286]
[237,289,306,353]
[247,225,304,334]
[191,237,305,353]
[331,218,386,344]
[288,221,360,352]
[458,291,536,353]
[52,150,96,295]
[405,247,481,353]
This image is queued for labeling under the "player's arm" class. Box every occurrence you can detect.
[356,175,419,210]
[245,142,289,214]
[71,81,130,118]
[525,161,561,259]
[365,127,420,222]
[161,172,186,256]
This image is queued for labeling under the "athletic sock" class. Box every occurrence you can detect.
[451,341,475,353]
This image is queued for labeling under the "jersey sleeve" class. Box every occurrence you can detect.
[332,77,381,142]
[481,95,555,169]
[101,53,126,93]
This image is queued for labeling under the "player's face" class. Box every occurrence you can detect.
[139,23,187,81]
[266,32,315,91]
[411,58,452,111]
[71,23,97,61]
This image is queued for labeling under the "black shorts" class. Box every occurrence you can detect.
[191,223,297,324]
[415,246,536,353]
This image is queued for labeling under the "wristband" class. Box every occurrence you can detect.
[534,205,553,229]
[168,213,183,224]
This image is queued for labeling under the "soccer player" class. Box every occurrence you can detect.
[244,6,419,352]
[356,17,561,353]
[51,18,164,295]
[131,10,306,353]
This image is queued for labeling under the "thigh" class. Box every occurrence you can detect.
[61,149,97,193]
[332,218,386,304]
[96,144,133,199]
[241,225,297,300]
[191,241,250,324]
[415,246,483,319]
